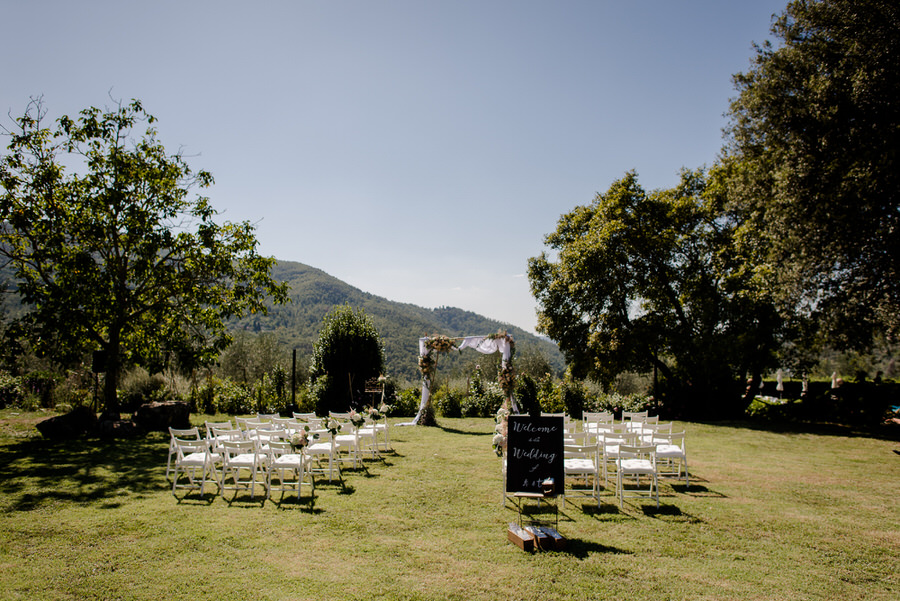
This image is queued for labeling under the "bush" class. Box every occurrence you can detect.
[461,381,504,417]
[0,373,25,408]
[217,379,255,415]
[433,385,463,418]
[392,387,421,417]
[515,373,541,417]
[588,391,653,419]
[120,367,171,412]
[21,370,60,408]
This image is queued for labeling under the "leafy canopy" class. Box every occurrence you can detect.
[0,97,288,410]
[528,170,781,417]
[724,0,900,346]
[310,304,385,414]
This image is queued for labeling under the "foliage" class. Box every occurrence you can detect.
[309,305,385,415]
[119,367,171,412]
[218,331,289,384]
[391,386,421,417]
[0,372,24,408]
[529,169,782,418]
[586,391,655,418]
[724,0,900,347]
[432,384,463,418]
[0,98,288,412]
[514,373,541,417]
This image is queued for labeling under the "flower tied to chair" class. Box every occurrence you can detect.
[290,426,315,452]
[348,409,366,428]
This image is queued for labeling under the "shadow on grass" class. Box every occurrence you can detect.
[641,504,703,524]
[554,538,632,558]
[706,419,900,442]
[0,433,171,512]
[437,425,492,437]
[272,496,320,513]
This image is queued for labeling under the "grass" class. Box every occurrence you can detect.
[1,409,898,600]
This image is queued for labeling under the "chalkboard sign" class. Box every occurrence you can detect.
[505,415,564,495]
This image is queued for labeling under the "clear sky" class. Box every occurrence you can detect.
[2,0,787,334]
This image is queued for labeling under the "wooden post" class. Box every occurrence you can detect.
[291,349,297,406]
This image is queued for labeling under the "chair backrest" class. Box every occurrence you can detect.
[583,411,613,425]
[600,429,637,447]
[618,444,656,461]
[169,426,201,441]
[252,428,285,443]
[654,431,685,448]
[622,410,649,422]
[271,417,293,429]
[209,426,243,446]
[293,412,317,421]
[257,413,280,421]
[222,439,258,459]
[173,436,209,458]
[205,420,235,438]
[564,444,598,459]
[267,439,295,458]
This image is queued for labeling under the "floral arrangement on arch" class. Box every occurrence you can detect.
[492,407,510,457]
[419,334,457,380]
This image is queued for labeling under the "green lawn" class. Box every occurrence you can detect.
[1,411,898,600]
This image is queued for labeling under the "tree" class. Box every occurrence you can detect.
[0,98,288,412]
[528,170,781,417]
[310,304,385,415]
[724,0,900,347]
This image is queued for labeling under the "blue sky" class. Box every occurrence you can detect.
[2,0,787,334]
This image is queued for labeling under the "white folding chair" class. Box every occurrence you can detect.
[582,411,613,436]
[171,437,219,497]
[166,426,202,480]
[266,440,315,501]
[221,439,268,500]
[616,444,659,508]
[561,443,600,506]
[654,431,689,487]
[599,426,636,485]
[333,422,361,469]
[306,429,340,481]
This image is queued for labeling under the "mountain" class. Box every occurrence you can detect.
[1,259,565,383]
[237,260,565,383]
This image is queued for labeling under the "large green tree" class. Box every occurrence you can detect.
[0,98,288,412]
[724,0,900,347]
[310,304,385,415]
[528,170,781,417]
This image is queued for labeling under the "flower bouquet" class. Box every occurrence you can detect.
[367,402,391,421]
[290,430,310,452]
[348,409,366,428]
[324,417,341,437]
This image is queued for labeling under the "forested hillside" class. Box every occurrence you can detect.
[233,260,565,383]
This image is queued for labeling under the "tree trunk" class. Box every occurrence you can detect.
[102,329,121,414]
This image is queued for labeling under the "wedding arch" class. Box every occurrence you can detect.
[411,332,517,425]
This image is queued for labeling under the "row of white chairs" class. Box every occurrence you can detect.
[168,425,314,501]
[511,412,688,508]
[168,412,391,501]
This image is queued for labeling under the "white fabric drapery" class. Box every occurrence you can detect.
[410,335,515,425]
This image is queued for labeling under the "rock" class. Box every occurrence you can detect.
[36,405,98,439]
[98,419,143,439]
[132,400,191,432]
